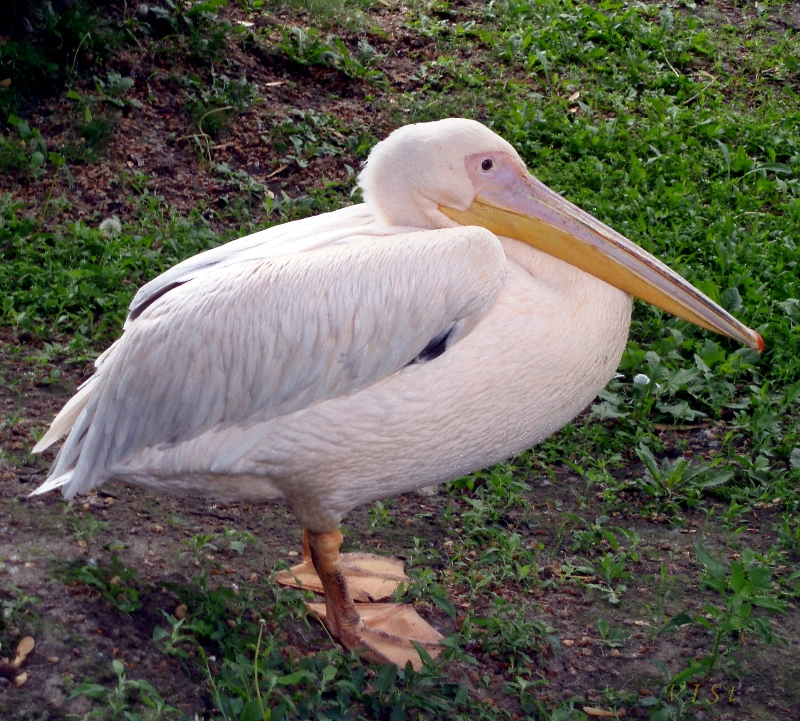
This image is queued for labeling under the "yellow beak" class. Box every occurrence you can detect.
[440,157,763,352]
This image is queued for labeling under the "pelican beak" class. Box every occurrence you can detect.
[440,154,764,352]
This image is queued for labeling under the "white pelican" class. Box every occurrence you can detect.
[32,118,763,669]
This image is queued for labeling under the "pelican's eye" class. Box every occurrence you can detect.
[481,158,494,172]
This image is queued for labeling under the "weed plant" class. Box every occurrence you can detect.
[68,659,181,721]
[660,546,787,680]
[275,26,384,83]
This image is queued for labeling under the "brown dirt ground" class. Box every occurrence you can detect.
[1,1,434,231]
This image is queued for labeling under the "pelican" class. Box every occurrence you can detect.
[31,118,763,669]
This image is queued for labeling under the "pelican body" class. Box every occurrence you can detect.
[33,119,762,667]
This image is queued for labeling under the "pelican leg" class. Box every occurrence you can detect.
[275,529,408,602]
[304,529,444,670]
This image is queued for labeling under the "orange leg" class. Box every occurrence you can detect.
[307,529,361,641]
[303,528,444,670]
[276,529,408,602]
[301,527,312,564]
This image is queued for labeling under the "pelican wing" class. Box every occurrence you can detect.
[128,205,376,321]
[33,225,506,498]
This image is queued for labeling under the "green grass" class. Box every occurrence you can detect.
[0,195,222,349]
[2,0,800,718]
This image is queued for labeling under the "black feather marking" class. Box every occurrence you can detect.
[128,281,186,321]
[409,325,454,365]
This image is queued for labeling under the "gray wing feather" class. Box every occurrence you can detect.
[33,225,506,498]
[128,204,375,321]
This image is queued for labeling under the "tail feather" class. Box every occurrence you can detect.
[28,471,74,497]
[31,340,123,497]
[32,392,104,498]
[32,378,96,453]
[33,339,120,454]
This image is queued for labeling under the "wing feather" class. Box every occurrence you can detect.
[33,225,506,498]
[32,378,96,452]
[128,205,376,321]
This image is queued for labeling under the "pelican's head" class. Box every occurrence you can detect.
[360,118,763,352]
[360,118,522,229]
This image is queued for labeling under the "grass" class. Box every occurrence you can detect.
[0,196,221,350]
[2,0,800,718]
